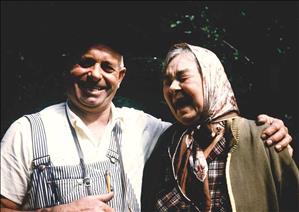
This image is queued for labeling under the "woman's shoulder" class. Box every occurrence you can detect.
[229,116,267,134]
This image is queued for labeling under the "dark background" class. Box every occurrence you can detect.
[1,1,298,163]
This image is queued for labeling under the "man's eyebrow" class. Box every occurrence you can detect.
[81,55,117,65]
[106,60,121,67]
[102,60,113,65]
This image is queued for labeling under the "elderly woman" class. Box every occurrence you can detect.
[141,43,298,212]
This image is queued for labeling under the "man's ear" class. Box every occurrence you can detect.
[117,67,126,88]
[119,67,126,80]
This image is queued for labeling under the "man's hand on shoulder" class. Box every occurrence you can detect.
[257,114,293,156]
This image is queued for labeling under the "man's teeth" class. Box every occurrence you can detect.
[87,87,101,91]
[84,85,101,90]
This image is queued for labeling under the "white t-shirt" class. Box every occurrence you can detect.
[1,102,171,207]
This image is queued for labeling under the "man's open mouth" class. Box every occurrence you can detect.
[78,81,104,92]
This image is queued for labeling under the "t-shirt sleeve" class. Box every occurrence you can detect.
[141,113,171,161]
[1,117,33,205]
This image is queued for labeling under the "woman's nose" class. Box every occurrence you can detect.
[169,80,181,91]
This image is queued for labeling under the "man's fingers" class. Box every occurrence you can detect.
[261,119,286,139]
[264,127,285,144]
[274,134,292,152]
[97,192,114,202]
[256,114,269,125]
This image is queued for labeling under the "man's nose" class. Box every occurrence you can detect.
[87,63,102,81]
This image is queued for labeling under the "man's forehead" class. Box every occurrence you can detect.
[84,47,122,62]
[89,44,122,55]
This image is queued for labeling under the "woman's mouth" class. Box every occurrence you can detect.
[173,96,193,110]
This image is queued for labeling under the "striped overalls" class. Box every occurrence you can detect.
[22,111,139,211]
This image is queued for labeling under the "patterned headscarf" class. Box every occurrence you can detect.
[183,43,240,124]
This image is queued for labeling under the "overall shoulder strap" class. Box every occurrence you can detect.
[22,113,58,209]
[25,113,50,166]
[106,124,120,163]
[111,121,126,210]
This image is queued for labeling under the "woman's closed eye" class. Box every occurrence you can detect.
[177,73,189,82]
